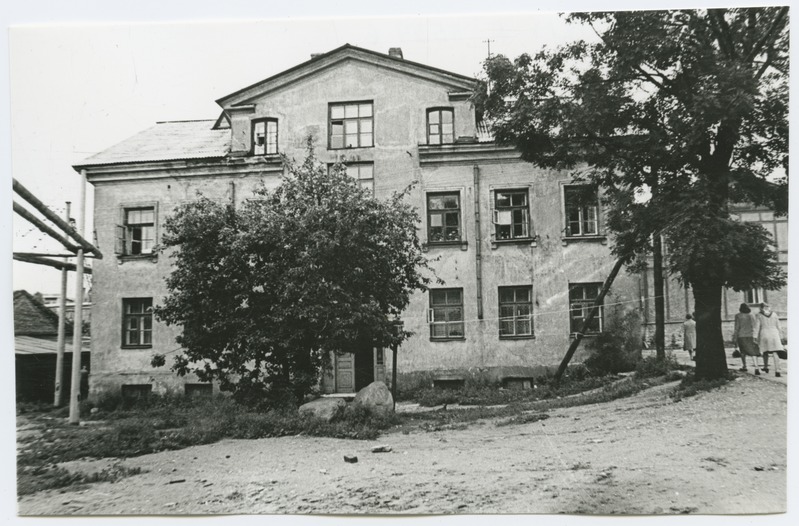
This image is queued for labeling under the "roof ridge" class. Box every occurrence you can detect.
[155,119,217,124]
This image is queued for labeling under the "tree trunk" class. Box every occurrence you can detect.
[691,282,728,380]
[653,234,666,360]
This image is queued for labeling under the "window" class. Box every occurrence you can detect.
[122,298,153,347]
[744,288,765,304]
[499,286,533,337]
[564,185,599,237]
[252,118,278,155]
[329,102,373,149]
[427,108,454,145]
[185,383,213,398]
[121,384,152,400]
[333,162,374,193]
[429,288,464,340]
[118,207,155,256]
[427,192,461,243]
[569,283,603,334]
[494,190,530,240]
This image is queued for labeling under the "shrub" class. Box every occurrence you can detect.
[635,354,680,379]
[584,305,643,375]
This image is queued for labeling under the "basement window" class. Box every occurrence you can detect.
[121,384,152,400]
[185,383,213,398]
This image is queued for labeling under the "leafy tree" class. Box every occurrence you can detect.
[154,141,432,407]
[479,8,788,379]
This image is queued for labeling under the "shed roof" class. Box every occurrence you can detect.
[13,290,73,337]
[73,120,230,169]
[14,335,90,355]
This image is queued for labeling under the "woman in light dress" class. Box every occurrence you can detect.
[733,303,761,375]
[757,302,784,377]
[683,314,697,361]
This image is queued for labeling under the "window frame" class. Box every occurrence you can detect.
[118,205,157,258]
[744,288,765,305]
[426,191,462,245]
[122,297,154,349]
[568,283,604,335]
[562,184,601,238]
[426,107,455,145]
[329,161,375,194]
[498,285,534,339]
[493,189,531,241]
[251,118,279,156]
[429,288,465,341]
[328,101,374,150]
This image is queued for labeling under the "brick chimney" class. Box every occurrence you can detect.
[388,47,403,59]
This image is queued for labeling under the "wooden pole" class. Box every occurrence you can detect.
[391,344,398,412]
[68,172,87,424]
[554,257,625,383]
[13,253,92,273]
[54,203,70,407]
[13,178,102,258]
[13,202,80,253]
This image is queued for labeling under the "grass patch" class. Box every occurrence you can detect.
[495,412,550,427]
[17,463,143,496]
[17,396,397,495]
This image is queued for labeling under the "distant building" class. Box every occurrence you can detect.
[39,292,92,325]
[13,290,89,402]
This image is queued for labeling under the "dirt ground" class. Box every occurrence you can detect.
[17,369,787,516]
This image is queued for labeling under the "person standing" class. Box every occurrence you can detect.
[683,313,697,361]
[733,303,761,375]
[757,303,784,377]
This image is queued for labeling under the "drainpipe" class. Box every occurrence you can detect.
[473,165,483,319]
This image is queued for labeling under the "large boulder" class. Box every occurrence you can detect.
[353,381,394,414]
[298,397,346,422]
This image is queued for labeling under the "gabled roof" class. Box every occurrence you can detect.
[73,120,230,169]
[13,290,73,337]
[217,44,478,108]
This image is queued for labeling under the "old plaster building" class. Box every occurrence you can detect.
[75,45,786,397]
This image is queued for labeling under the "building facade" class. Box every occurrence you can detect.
[75,45,784,398]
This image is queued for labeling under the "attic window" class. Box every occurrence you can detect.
[329,102,373,149]
[427,108,454,145]
[252,118,278,155]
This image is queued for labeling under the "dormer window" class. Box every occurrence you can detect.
[329,102,373,149]
[427,108,454,145]
[252,118,278,155]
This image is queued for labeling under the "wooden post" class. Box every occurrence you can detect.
[68,172,87,424]
[391,320,404,412]
[54,203,70,407]
[554,257,625,383]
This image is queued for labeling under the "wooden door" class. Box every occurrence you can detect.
[335,353,356,393]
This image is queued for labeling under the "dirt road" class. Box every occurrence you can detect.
[18,373,786,516]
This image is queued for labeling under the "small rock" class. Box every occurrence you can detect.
[168,479,186,484]
[319,469,328,474]
[371,445,392,453]
[344,455,358,463]
[754,466,764,471]
[90,408,99,414]
[165,502,177,507]
[225,455,231,459]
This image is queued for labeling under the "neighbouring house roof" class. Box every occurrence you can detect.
[14,335,90,355]
[216,43,478,108]
[73,120,230,169]
[13,290,73,337]
[476,121,494,143]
